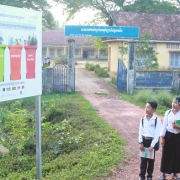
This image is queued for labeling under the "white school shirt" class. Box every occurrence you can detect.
[139,114,162,148]
[160,109,180,136]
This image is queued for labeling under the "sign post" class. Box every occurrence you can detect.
[36,95,42,179]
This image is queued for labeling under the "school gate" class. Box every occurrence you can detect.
[53,64,67,92]
[117,61,127,92]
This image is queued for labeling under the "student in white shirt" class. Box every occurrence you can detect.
[139,101,162,180]
[159,97,180,180]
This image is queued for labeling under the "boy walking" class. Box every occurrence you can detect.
[139,101,162,180]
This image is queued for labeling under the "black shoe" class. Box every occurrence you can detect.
[147,178,152,180]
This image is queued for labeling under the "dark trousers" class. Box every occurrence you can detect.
[139,139,155,180]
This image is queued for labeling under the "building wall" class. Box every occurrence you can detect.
[108,42,122,73]
[157,43,169,69]
[42,45,108,60]
[108,41,180,73]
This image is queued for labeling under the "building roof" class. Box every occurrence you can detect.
[109,11,180,41]
[42,29,94,45]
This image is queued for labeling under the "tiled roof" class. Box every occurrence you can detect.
[42,29,94,45]
[109,11,180,41]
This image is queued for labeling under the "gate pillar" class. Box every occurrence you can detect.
[127,41,135,94]
[67,38,75,92]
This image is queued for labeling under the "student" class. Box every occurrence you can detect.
[139,101,162,180]
[159,97,180,180]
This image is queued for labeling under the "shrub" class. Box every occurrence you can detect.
[111,76,117,86]
[85,62,95,71]
[134,89,155,103]
[95,67,110,77]
[155,90,173,108]
[85,62,109,77]
[54,55,67,65]
[171,87,180,96]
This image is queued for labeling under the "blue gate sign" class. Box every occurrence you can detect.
[65,25,139,38]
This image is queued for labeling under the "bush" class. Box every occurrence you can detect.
[0,93,126,179]
[134,89,155,103]
[95,67,110,78]
[85,62,95,71]
[111,76,117,86]
[54,55,67,65]
[171,87,180,96]
[155,90,173,108]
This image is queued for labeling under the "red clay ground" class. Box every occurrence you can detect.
[75,62,175,180]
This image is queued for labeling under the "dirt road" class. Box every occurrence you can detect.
[75,62,173,180]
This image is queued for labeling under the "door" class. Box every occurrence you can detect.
[83,50,88,58]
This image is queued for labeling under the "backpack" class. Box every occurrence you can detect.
[141,116,159,151]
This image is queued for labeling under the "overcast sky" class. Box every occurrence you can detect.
[50,3,98,27]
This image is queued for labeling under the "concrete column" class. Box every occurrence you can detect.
[42,67,53,93]
[67,38,75,92]
[46,47,50,57]
[127,41,136,94]
[173,70,179,89]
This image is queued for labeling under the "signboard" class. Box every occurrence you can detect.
[65,25,139,38]
[0,5,42,102]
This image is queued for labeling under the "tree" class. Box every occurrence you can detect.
[55,0,180,25]
[135,33,159,70]
[0,0,58,29]
[123,0,180,13]
[85,37,108,57]
[118,33,159,70]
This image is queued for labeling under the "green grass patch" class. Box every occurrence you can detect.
[120,89,175,116]
[0,92,126,180]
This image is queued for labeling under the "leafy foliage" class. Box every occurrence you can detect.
[118,33,159,70]
[123,0,180,13]
[134,89,174,108]
[135,33,159,70]
[53,54,68,65]
[171,87,180,96]
[118,43,128,63]
[85,62,110,77]
[86,37,108,55]
[0,0,58,29]
[111,76,117,86]
[55,0,180,24]
[0,93,126,179]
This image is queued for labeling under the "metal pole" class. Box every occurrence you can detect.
[35,95,42,179]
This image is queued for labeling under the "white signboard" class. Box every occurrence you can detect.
[0,5,42,102]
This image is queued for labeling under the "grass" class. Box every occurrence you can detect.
[120,89,174,116]
[0,92,126,180]
[94,92,109,97]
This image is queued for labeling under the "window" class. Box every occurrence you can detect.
[151,43,157,49]
[89,50,94,56]
[166,43,180,49]
[50,48,54,58]
[66,47,68,55]
[42,48,46,57]
[169,52,180,68]
[135,55,152,68]
[57,49,62,55]
[100,50,107,56]
[75,49,79,55]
